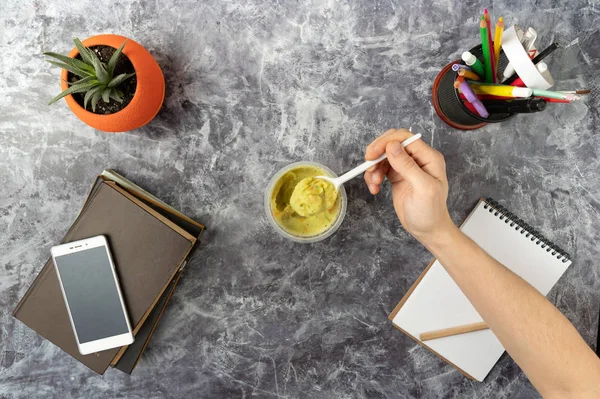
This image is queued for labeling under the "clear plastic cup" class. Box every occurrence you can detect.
[264,161,347,243]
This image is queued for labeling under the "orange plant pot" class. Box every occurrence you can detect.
[60,34,165,132]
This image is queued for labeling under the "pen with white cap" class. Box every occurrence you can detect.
[461,51,486,78]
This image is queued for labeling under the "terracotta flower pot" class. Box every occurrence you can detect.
[60,34,165,132]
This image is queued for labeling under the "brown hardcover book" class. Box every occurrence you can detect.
[87,172,204,371]
[114,270,182,374]
[13,181,196,374]
[97,170,205,370]
[100,169,204,238]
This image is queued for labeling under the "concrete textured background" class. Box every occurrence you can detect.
[1,0,599,398]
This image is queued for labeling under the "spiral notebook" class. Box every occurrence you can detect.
[389,198,572,382]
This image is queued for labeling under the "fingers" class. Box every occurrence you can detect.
[385,141,429,188]
[364,161,390,194]
[366,128,446,182]
[364,170,381,194]
[370,161,388,185]
[365,129,413,160]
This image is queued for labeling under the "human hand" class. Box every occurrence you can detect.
[364,129,455,245]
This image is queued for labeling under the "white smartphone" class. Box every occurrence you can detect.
[51,235,134,355]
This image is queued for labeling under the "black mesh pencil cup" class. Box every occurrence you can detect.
[432,44,516,130]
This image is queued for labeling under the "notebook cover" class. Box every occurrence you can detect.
[389,198,572,381]
[100,169,205,238]
[75,175,202,368]
[99,171,204,367]
[114,271,182,374]
[13,182,196,374]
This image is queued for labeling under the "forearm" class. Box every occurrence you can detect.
[423,224,600,397]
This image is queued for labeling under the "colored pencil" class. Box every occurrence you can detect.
[457,80,489,117]
[541,98,571,103]
[494,17,504,75]
[469,82,532,97]
[459,93,514,101]
[453,75,466,88]
[560,90,590,95]
[480,17,493,83]
[458,69,482,81]
[484,9,496,82]
[531,89,573,100]
[509,77,526,87]
[420,322,489,341]
[462,100,479,114]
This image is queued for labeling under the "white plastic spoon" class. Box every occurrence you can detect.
[316,133,422,191]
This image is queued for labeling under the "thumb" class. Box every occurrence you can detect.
[386,141,428,187]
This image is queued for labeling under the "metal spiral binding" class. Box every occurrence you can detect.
[482,198,571,263]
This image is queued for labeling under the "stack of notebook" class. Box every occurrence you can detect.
[13,170,204,374]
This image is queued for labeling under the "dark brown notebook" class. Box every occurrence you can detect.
[115,270,182,374]
[13,181,196,374]
[85,172,204,371]
[100,169,205,238]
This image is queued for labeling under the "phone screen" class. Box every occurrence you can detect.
[54,246,129,343]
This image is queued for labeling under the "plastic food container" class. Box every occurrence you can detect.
[264,161,347,243]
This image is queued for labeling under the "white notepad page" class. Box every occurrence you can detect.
[391,199,572,381]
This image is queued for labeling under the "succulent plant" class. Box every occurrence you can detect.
[44,38,135,112]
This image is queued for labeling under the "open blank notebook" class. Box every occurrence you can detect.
[389,198,572,381]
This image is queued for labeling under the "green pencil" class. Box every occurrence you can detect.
[480,16,493,83]
[531,89,572,100]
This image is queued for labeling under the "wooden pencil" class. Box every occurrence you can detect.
[484,9,496,82]
[420,322,489,341]
[458,69,482,81]
[480,17,493,83]
[493,17,504,75]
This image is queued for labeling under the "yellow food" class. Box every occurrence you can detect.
[289,177,337,217]
[270,166,341,237]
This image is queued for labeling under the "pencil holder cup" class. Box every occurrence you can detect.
[432,44,516,130]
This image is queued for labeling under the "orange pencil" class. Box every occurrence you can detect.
[453,75,466,89]
[458,69,482,81]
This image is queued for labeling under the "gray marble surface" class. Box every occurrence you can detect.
[1,0,599,398]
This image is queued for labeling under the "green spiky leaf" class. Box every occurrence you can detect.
[101,88,112,103]
[108,73,135,88]
[109,90,123,103]
[66,76,98,86]
[47,61,91,78]
[73,38,94,65]
[84,86,105,110]
[91,90,103,112]
[107,41,126,77]
[48,81,99,105]
[86,49,109,83]
[44,52,95,74]
[46,38,135,111]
